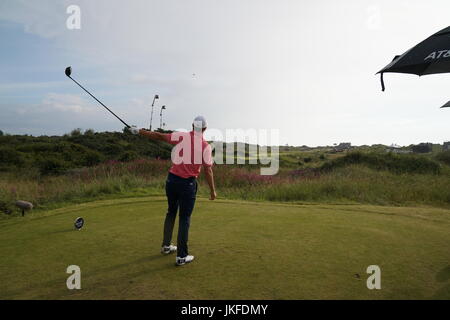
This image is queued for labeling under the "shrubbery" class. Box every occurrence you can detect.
[436,150,450,166]
[119,151,139,162]
[320,151,441,175]
[0,147,25,167]
[0,130,172,175]
[35,156,69,175]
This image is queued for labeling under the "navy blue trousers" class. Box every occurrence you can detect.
[162,172,198,258]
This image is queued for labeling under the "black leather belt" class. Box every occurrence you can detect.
[168,172,196,181]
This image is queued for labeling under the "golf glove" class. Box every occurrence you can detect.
[130,126,140,135]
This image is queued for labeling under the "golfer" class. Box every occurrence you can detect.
[132,116,216,266]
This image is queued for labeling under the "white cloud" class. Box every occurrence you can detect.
[0,0,69,38]
[0,81,66,91]
[41,93,92,113]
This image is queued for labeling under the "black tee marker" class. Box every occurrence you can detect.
[74,217,84,230]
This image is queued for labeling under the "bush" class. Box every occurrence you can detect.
[436,151,450,166]
[36,157,69,175]
[0,147,25,166]
[321,152,441,175]
[119,151,139,162]
[82,151,104,166]
[17,142,59,153]
[70,128,82,136]
[0,131,174,175]
[0,200,13,215]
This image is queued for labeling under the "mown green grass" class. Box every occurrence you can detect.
[1,197,449,299]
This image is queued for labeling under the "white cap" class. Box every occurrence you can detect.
[193,115,208,129]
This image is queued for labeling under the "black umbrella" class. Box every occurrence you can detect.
[377,26,450,91]
[441,101,450,108]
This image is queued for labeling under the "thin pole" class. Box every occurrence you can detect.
[150,95,158,130]
[160,106,165,129]
[150,105,154,131]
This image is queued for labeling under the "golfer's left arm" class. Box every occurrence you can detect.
[204,166,217,201]
[203,143,216,201]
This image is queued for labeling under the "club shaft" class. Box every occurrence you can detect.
[68,76,131,128]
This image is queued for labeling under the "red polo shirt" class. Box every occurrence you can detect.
[163,131,213,179]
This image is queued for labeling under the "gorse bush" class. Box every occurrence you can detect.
[320,152,441,175]
[119,151,139,162]
[0,130,173,175]
[35,156,69,175]
[0,147,25,167]
[70,128,83,136]
[436,150,450,166]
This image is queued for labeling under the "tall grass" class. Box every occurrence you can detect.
[320,151,442,174]
[0,159,169,215]
[1,156,449,217]
[219,165,450,207]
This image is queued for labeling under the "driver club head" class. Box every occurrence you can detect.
[74,217,84,230]
[65,66,72,77]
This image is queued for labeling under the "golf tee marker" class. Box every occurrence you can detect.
[74,217,84,230]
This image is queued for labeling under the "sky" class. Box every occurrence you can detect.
[0,0,449,146]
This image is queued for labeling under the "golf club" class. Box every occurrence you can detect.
[65,66,131,128]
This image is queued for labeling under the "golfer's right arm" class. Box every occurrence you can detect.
[204,166,217,200]
[138,129,168,142]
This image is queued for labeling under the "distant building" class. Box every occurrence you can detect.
[334,142,351,152]
[386,144,401,153]
[412,143,432,153]
[444,142,450,151]
[386,144,411,154]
